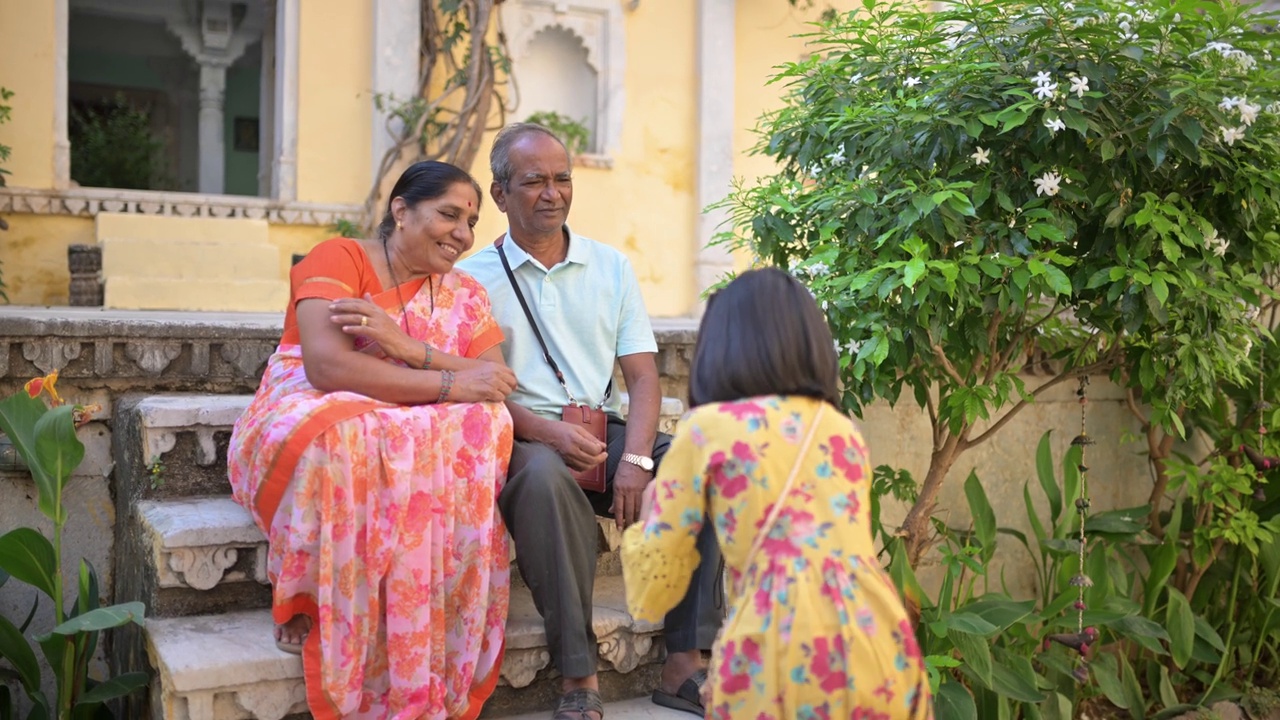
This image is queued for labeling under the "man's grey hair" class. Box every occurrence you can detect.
[490,122,570,189]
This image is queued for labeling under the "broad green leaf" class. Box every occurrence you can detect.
[1120,653,1147,719]
[0,612,39,693]
[1091,653,1127,709]
[0,391,60,522]
[1143,499,1182,616]
[76,672,150,705]
[956,596,1035,633]
[1165,587,1194,668]
[963,471,997,561]
[1157,666,1179,709]
[1043,265,1072,295]
[1151,275,1169,305]
[46,602,145,636]
[990,652,1045,703]
[944,612,999,637]
[935,678,978,720]
[1085,507,1148,535]
[1100,139,1117,161]
[33,405,84,500]
[1193,615,1226,653]
[951,628,994,688]
[1040,691,1072,720]
[903,258,927,288]
[1105,615,1169,655]
[0,529,57,600]
[1035,432,1061,525]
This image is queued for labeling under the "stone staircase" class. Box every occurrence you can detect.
[110,392,686,720]
[97,213,290,312]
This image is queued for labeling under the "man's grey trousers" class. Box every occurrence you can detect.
[497,417,724,679]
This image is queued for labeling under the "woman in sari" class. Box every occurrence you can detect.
[228,161,518,720]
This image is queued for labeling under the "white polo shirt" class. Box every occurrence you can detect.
[458,226,658,420]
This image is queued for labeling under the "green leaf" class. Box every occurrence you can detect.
[936,678,978,720]
[1091,653,1128,709]
[1151,275,1169,305]
[956,596,1035,633]
[1120,653,1147,719]
[1157,666,1179,709]
[1193,615,1226,653]
[1035,432,1061,526]
[951,627,994,687]
[33,405,84,497]
[46,603,145,636]
[0,529,57,600]
[990,652,1045,703]
[1041,691,1072,720]
[1105,615,1170,656]
[944,612,999,636]
[1085,507,1148,535]
[1061,109,1088,136]
[964,471,997,561]
[1100,139,1117,161]
[903,258,927,288]
[0,390,60,522]
[1144,500,1182,616]
[1166,588,1194,668]
[76,672,149,705]
[0,612,40,693]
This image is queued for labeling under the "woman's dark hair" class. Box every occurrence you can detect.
[688,267,842,409]
[377,161,483,241]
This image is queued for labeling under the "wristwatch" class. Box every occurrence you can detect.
[621,453,655,472]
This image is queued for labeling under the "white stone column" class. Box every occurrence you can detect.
[197,63,228,195]
[371,0,422,182]
[272,0,300,201]
[53,0,70,188]
[694,0,737,316]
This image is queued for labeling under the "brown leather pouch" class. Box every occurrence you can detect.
[562,403,608,493]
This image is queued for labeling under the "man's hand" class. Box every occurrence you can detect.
[610,462,651,530]
[544,422,608,472]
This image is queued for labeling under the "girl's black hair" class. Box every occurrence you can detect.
[688,267,842,409]
[377,161,482,241]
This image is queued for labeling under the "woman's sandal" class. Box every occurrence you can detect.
[274,615,311,655]
[552,688,605,720]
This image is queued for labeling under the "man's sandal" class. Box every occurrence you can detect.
[552,688,605,720]
[651,668,707,717]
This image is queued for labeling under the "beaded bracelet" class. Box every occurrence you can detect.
[422,342,434,370]
[438,369,455,403]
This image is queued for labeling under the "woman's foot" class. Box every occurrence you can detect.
[273,614,311,655]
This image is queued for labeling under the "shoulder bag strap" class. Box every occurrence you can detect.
[733,403,826,597]
[495,235,612,407]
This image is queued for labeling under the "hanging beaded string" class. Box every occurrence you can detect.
[1070,376,1094,630]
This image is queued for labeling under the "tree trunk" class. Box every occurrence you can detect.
[900,432,965,568]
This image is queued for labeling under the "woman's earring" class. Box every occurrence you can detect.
[396,221,403,230]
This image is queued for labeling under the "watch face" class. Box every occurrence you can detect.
[640,457,654,471]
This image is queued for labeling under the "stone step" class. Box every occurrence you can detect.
[132,495,631,618]
[145,576,662,720]
[116,393,686,504]
[102,237,284,282]
[492,697,687,720]
[105,276,292,313]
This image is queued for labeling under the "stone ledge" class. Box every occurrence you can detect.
[139,497,267,592]
[146,578,660,719]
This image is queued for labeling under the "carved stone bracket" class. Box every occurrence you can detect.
[230,679,308,720]
[220,342,274,378]
[598,629,655,674]
[22,339,83,374]
[162,546,239,591]
[499,647,551,688]
[142,429,178,467]
[126,341,183,375]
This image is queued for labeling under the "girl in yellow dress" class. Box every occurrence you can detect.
[621,267,933,720]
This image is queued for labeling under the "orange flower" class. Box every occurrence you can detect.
[23,370,63,405]
[72,403,102,428]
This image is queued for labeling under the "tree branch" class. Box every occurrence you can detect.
[1125,387,1150,429]
[931,343,967,386]
[962,355,1118,450]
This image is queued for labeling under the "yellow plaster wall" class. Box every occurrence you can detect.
[468,4,699,318]
[268,223,334,278]
[0,215,94,305]
[294,0,374,205]
[0,1,58,189]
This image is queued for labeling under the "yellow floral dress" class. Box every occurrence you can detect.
[621,395,932,720]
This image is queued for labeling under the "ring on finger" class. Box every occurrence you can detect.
[360,316,368,327]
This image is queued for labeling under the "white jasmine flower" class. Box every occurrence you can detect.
[1239,102,1260,126]
[1033,82,1059,100]
[1044,116,1067,134]
[1032,71,1054,87]
[1033,171,1063,197]
[806,261,831,277]
[970,146,991,165]
[1221,126,1246,146]
[1068,75,1089,98]
[1172,13,1181,23]
[850,72,864,84]
[1203,227,1229,257]
[904,76,922,88]
[1220,96,1244,111]
[1063,1,1075,9]
[827,148,846,164]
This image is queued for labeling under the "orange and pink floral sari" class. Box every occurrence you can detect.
[228,238,514,720]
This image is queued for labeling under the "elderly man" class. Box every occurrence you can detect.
[458,123,721,720]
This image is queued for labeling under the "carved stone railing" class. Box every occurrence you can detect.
[0,186,362,227]
[0,307,699,404]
